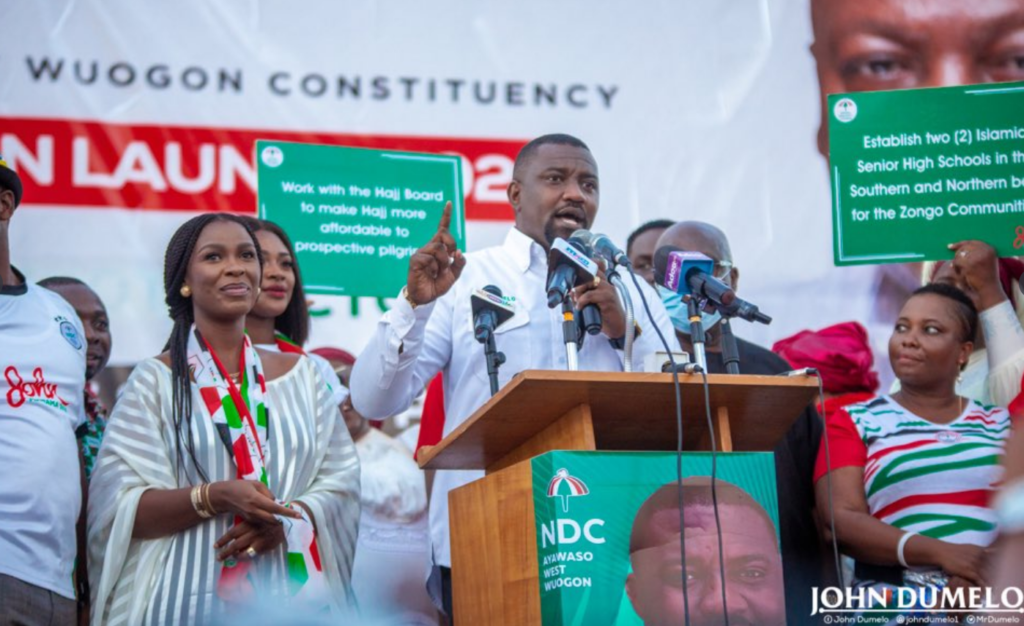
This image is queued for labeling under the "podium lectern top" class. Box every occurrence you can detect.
[418,370,817,471]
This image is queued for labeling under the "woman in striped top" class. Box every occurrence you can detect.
[87,215,360,625]
[814,283,1011,605]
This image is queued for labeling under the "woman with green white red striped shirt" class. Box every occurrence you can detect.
[814,283,1012,616]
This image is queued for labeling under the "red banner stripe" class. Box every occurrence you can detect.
[0,116,522,221]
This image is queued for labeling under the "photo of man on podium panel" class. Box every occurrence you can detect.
[350,133,678,619]
[625,478,786,626]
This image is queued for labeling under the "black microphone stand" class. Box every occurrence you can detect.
[718,315,741,375]
[482,330,506,396]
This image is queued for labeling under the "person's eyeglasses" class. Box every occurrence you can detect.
[712,260,733,280]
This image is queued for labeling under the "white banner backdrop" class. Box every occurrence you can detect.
[2,0,886,381]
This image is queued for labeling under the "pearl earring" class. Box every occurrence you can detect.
[180,285,192,298]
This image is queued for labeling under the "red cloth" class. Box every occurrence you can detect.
[308,346,356,366]
[1010,370,1024,418]
[772,321,879,395]
[997,258,1023,307]
[812,405,869,483]
[415,374,446,459]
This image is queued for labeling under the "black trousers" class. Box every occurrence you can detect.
[441,565,454,624]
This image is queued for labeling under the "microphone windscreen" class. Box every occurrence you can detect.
[569,229,595,248]
[652,244,682,287]
[483,284,502,297]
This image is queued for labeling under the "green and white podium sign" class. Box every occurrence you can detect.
[828,81,1024,265]
[531,451,781,625]
[256,140,465,296]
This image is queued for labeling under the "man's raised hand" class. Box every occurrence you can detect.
[406,202,466,306]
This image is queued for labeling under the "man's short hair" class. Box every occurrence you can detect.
[38,276,88,290]
[626,219,675,256]
[513,133,591,179]
[0,156,24,207]
[629,477,778,554]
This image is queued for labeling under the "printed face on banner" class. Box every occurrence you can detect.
[532,452,782,626]
[811,0,1024,155]
[509,143,599,249]
[624,480,785,626]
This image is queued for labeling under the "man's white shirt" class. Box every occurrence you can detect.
[0,278,87,598]
[351,227,679,567]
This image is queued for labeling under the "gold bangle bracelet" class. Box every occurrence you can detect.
[190,486,211,519]
[201,483,217,516]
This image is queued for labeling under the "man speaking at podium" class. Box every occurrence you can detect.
[351,134,677,619]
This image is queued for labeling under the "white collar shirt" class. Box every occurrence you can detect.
[351,226,679,567]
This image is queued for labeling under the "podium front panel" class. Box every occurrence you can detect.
[449,450,785,625]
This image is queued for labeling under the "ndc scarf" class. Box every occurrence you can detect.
[187,327,327,608]
[273,331,306,355]
[274,332,335,399]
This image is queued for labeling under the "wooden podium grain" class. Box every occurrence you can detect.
[418,370,817,625]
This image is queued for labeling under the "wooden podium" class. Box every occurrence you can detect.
[419,370,818,625]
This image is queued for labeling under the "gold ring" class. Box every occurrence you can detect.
[246,547,258,559]
[593,276,601,288]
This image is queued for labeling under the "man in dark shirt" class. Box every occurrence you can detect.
[655,220,828,625]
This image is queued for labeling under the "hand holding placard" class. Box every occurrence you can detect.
[406,201,466,306]
[946,240,1009,311]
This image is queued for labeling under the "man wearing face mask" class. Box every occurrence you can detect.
[654,221,828,625]
[352,134,678,620]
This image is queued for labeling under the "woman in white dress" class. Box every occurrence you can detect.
[88,214,360,625]
[238,217,345,407]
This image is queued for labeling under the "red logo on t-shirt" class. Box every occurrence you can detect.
[5,366,69,409]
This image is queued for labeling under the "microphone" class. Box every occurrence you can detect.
[653,245,771,325]
[654,246,736,306]
[591,233,631,269]
[719,299,772,325]
[471,286,515,343]
[546,232,599,308]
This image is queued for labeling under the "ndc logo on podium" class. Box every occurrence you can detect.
[547,468,590,512]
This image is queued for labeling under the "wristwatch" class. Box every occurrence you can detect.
[609,323,642,350]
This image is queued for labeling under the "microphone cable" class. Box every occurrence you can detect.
[814,370,845,588]
[786,367,844,588]
[697,365,730,626]
[626,267,693,625]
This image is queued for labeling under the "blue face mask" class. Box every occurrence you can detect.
[657,285,722,335]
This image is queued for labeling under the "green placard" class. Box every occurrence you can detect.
[531,451,782,626]
[828,81,1024,265]
[256,140,465,296]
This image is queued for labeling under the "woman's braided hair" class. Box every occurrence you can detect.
[163,213,263,484]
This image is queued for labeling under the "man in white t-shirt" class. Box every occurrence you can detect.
[0,157,88,625]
